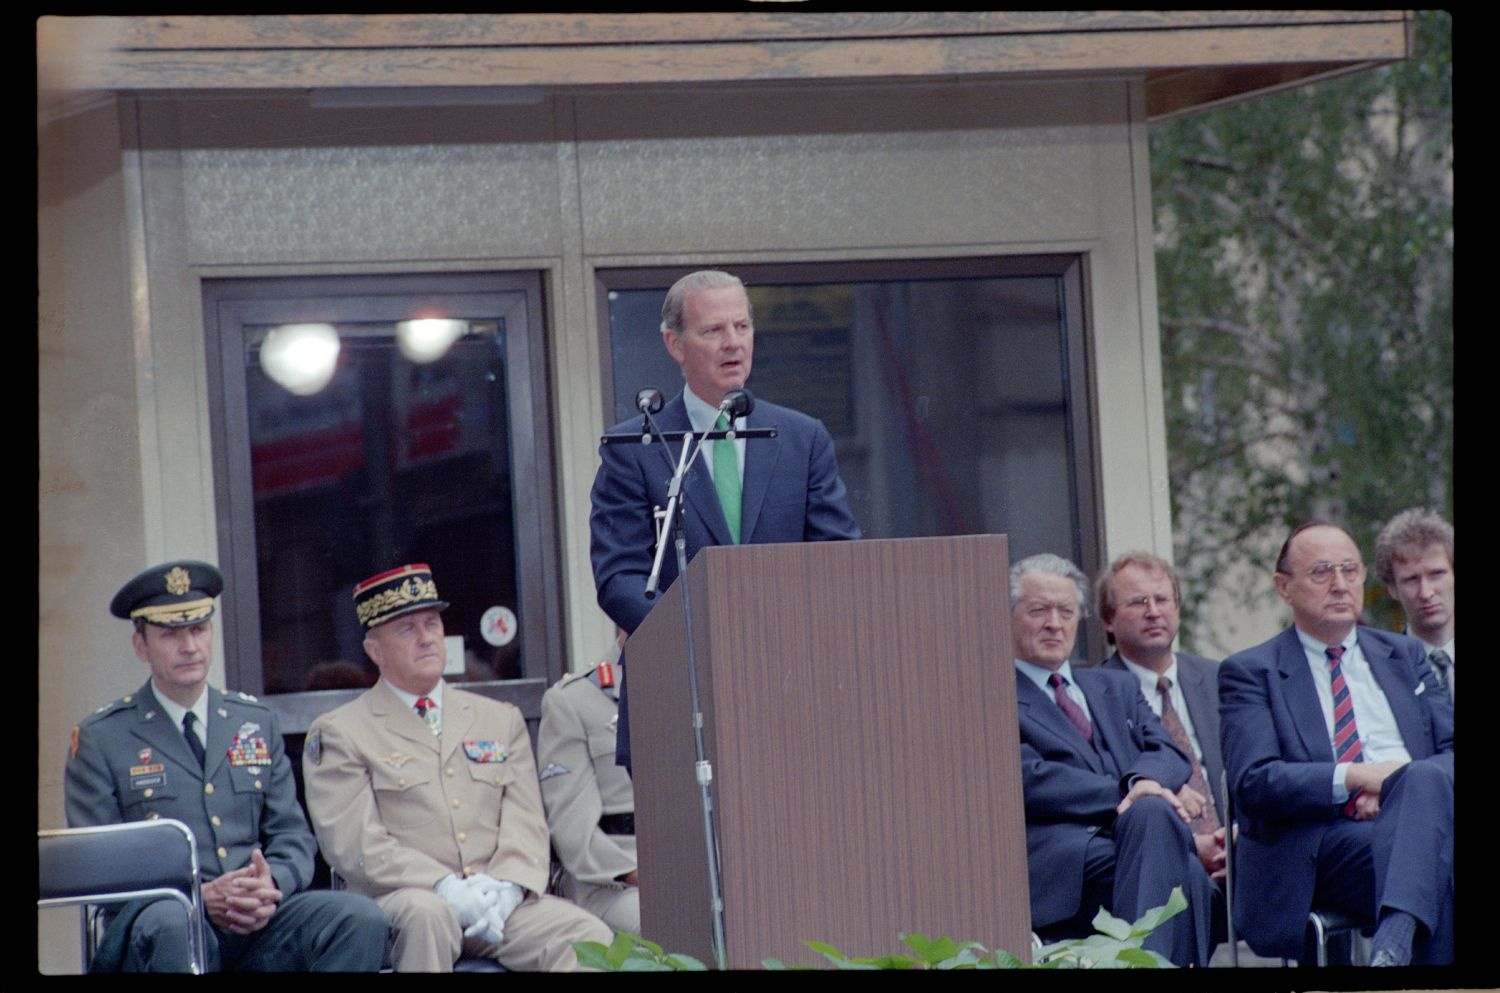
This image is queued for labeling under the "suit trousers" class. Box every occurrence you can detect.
[120,890,388,973]
[1311,758,1454,965]
[378,888,613,972]
[1036,796,1216,967]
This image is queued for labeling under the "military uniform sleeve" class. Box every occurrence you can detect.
[64,716,125,828]
[302,712,452,895]
[537,686,635,886]
[253,708,318,896]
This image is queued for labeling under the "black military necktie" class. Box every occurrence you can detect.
[182,711,207,768]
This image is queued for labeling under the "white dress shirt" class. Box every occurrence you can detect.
[683,384,746,484]
[1015,658,1093,724]
[1294,627,1412,803]
[1119,655,1203,763]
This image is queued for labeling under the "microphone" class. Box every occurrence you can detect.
[635,387,665,415]
[717,388,755,420]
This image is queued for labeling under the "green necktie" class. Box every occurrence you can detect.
[713,413,742,544]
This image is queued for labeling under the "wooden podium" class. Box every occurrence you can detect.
[627,534,1031,968]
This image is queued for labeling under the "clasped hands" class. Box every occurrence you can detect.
[435,873,525,946]
[202,849,282,934]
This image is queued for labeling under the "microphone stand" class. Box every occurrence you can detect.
[600,389,774,970]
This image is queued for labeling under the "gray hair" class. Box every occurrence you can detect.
[1374,507,1454,584]
[660,270,749,335]
[1009,553,1089,614]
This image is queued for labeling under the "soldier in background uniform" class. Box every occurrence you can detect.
[64,560,388,972]
[537,630,639,934]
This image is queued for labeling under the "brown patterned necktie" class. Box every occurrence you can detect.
[1156,675,1220,832]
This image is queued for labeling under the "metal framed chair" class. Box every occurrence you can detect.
[38,818,208,974]
[1220,769,1372,967]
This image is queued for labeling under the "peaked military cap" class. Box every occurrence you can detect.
[353,563,449,630]
[110,560,224,627]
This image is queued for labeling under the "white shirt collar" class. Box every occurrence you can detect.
[1118,653,1178,696]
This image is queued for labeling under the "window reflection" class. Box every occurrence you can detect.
[244,321,524,694]
[604,266,1089,568]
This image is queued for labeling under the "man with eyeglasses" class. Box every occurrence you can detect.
[1096,552,1227,890]
[1010,553,1218,968]
[1219,521,1454,966]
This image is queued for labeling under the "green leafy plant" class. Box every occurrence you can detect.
[576,886,1186,970]
[572,930,708,971]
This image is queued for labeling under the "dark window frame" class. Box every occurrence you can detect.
[203,271,564,731]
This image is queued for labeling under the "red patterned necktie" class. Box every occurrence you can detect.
[415,696,440,737]
[1048,672,1093,744]
[1326,646,1364,817]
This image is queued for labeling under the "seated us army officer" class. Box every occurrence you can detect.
[537,629,639,934]
[64,560,388,972]
[302,564,612,971]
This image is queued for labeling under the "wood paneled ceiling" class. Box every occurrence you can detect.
[38,12,1412,122]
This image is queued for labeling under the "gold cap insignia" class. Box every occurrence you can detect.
[165,566,191,595]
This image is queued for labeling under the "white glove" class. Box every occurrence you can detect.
[434,873,500,931]
[463,875,526,946]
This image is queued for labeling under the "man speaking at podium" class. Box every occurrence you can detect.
[589,269,862,768]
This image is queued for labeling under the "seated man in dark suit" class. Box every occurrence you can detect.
[1096,551,1226,884]
[589,269,861,769]
[1219,521,1454,966]
[1011,553,1217,967]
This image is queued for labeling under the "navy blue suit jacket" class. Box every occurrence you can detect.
[1016,665,1193,927]
[589,391,861,635]
[1218,625,1453,957]
[591,391,860,768]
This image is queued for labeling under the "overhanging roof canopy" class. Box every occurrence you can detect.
[38,11,1412,122]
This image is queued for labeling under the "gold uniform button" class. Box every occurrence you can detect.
[217,846,228,859]
[211,816,222,827]
[254,780,263,790]
[451,799,461,809]
[143,788,154,798]
[146,812,160,820]
[458,832,467,842]
[398,778,406,787]
[204,783,215,796]
[446,767,454,777]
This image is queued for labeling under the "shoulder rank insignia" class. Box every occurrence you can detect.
[236,691,259,702]
[538,762,570,781]
[597,661,615,688]
[464,740,509,763]
[70,725,80,760]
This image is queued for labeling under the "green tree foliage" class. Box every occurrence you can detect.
[1150,11,1452,641]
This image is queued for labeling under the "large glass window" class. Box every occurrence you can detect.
[205,273,561,729]
[598,257,1104,654]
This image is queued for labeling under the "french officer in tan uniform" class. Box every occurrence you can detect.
[302,563,611,972]
[537,630,639,934]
